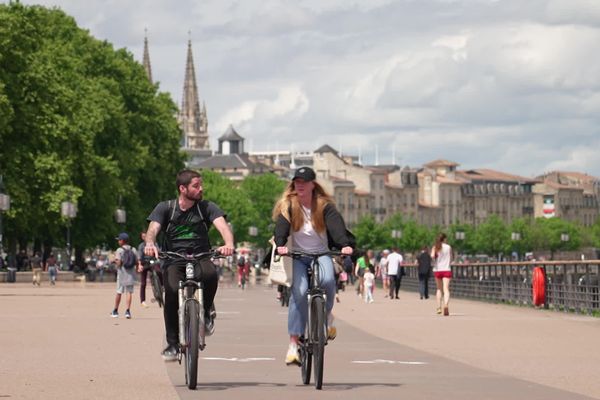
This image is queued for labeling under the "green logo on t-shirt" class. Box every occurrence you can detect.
[173,225,199,240]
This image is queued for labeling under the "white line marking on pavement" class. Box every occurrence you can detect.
[352,359,428,365]
[216,311,240,314]
[202,357,275,363]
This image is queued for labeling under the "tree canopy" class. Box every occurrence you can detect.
[0,3,184,255]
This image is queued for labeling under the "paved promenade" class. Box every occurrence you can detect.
[0,276,599,399]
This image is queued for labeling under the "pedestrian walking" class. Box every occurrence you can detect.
[31,251,43,286]
[137,231,162,307]
[111,232,138,319]
[387,247,404,299]
[355,250,372,298]
[45,252,58,285]
[378,249,390,297]
[432,233,452,316]
[417,246,432,299]
[363,266,375,303]
[343,255,355,286]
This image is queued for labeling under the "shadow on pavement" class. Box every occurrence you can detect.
[176,381,402,391]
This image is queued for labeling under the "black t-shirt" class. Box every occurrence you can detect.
[147,199,225,253]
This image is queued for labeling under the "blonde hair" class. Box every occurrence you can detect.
[272,180,334,233]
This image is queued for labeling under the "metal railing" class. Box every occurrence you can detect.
[401,261,600,315]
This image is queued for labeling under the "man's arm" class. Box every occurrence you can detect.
[144,221,162,258]
[212,216,234,256]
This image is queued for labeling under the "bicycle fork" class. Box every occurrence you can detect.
[178,263,205,349]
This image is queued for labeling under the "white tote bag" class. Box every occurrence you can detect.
[268,236,293,287]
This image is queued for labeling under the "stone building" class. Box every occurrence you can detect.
[534,172,600,226]
[195,125,272,181]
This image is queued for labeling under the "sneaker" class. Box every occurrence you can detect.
[204,314,215,336]
[443,307,449,316]
[161,344,179,362]
[110,310,118,318]
[327,314,337,341]
[141,301,149,308]
[285,343,300,366]
[436,307,442,315]
[125,310,131,319]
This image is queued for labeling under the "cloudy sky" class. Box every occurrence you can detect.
[15,0,600,177]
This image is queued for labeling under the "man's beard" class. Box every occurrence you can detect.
[184,192,202,202]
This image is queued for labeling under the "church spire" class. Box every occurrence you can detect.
[178,37,209,150]
[142,28,153,83]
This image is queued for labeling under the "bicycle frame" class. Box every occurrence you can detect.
[284,250,342,390]
[159,250,220,390]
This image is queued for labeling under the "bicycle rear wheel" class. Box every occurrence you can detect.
[312,296,326,390]
[151,271,164,308]
[185,300,199,390]
[300,337,312,385]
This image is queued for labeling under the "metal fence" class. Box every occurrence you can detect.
[401,261,600,315]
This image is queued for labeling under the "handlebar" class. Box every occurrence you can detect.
[281,250,343,259]
[158,250,223,261]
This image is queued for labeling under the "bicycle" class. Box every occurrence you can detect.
[158,249,222,390]
[283,250,341,390]
[143,258,164,308]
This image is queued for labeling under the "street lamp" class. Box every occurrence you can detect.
[455,231,465,241]
[114,208,127,224]
[0,176,10,258]
[114,195,126,225]
[560,233,570,243]
[248,226,258,237]
[61,200,77,269]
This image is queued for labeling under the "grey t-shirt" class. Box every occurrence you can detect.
[116,245,138,286]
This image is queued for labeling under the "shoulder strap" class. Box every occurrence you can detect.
[196,200,210,232]
[166,199,177,233]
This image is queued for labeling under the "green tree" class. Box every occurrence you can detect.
[353,214,389,251]
[0,3,184,259]
[531,217,582,259]
[473,215,510,258]
[200,170,257,247]
[447,223,476,255]
[239,173,286,246]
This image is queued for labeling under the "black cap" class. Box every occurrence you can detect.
[292,167,316,182]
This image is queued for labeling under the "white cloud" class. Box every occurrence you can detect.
[13,0,600,178]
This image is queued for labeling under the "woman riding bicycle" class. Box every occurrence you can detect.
[272,167,354,366]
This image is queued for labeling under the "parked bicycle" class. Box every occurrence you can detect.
[158,249,222,390]
[283,250,341,390]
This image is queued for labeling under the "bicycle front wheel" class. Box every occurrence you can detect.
[300,337,312,385]
[312,296,326,390]
[185,300,200,390]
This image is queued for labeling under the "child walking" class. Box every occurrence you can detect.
[364,267,375,303]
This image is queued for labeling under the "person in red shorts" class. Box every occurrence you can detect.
[431,233,452,316]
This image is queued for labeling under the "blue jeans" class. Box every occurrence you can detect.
[288,255,335,336]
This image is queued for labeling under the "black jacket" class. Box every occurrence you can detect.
[417,251,432,275]
[274,203,355,250]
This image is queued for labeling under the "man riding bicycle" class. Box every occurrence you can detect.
[144,169,234,361]
[272,167,354,365]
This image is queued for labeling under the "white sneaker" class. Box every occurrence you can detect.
[327,314,337,340]
[285,343,300,366]
[141,301,149,308]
